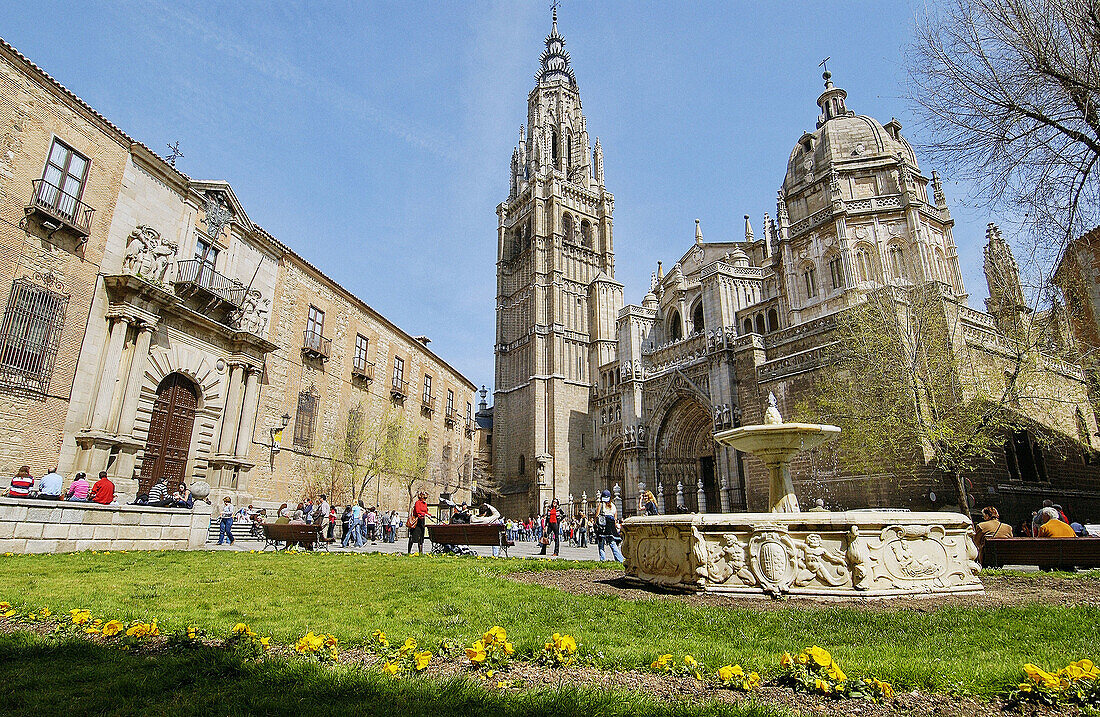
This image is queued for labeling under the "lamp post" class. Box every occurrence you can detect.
[270,413,290,461]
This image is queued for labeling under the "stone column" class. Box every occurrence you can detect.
[234,367,262,458]
[116,323,155,437]
[217,363,245,455]
[89,316,131,431]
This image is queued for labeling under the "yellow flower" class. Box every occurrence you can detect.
[744,671,761,690]
[650,654,673,671]
[413,650,432,671]
[399,637,417,655]
[295,631,325,654]
[827,662,846,682]
[324,634,338,649]
[717,665,736,683]
[684,655,698,669]
[84,626,100,634]
[466,640,487,664]
[39,607,50,617]
[372,629,388,647]
[1023,663,1058,687]
[504,641,515,656]
[260,636,271,649]
[102,620,125,637]
[382,660,400,676]
[1,609,14,619]
[486,669,494,678]
[780,652,793,668]
[0,602,9,611]
[814,678,831,694]
[232,623,255,637]
[69,609,92,625]
[484,626,507,646]
[807,646,832,668]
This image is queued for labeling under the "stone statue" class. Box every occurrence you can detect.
[846,526,872,590]
[636,424,645,443]
[794,533,848,587]
[705,534,754,585]
[122,225,177,283]
[232,289,270,335]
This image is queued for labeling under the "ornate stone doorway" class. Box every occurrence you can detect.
[654,397,715,512]
[138,373,198,495]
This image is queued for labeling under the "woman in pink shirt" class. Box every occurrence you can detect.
[65,472,90,502]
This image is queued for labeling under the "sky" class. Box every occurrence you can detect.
[0,1,1002,391]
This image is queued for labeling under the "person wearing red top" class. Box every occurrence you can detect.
[88,471,115,505]
[407,491,430,554]
[539,499,561,556]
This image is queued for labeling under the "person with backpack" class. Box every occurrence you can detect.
[596,489,623,562]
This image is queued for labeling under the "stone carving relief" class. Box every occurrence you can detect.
[700,534,754,586]
[630,526,694,586]
[846,526,873,590]
[749,528,799,595]
[231,289,270,335]
[794,533,848,587]
[879,525,949,582]
[122,225,178,283]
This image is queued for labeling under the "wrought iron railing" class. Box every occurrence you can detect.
[391,377,409,398]
[174,259,247,307]
[422,394,436,412]
[27,179,95,236]
[352,360,375,381]
[445,406,459,425]
[301,330,331,359]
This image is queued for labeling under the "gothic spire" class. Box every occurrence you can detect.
[537,6,577,87]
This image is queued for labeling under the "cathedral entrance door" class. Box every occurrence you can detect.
[699,456,719,511]
[139,373,198,495]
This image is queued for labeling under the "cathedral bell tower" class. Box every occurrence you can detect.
[494,9,622,515]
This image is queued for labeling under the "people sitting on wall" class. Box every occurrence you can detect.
[146,478,173,507]
[807,498,827,512]
[65,473,91,502]
[88,471,115,505]
[35,468,64,500]
[169,483,194,509]
[6,466,33,498]
[1036,507,1077,538]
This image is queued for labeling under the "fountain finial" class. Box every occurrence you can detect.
[763,392,783,425]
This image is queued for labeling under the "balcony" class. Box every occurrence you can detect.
[352,360,375,382]
[25,179,95,238]
[390,377,408,401]
[300,330,331,360]
[465,419,475,437]
[175,259,247,309]
[444,406,458,427]
[421,394,436,413]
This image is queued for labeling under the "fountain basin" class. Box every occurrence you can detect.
[622,511,983,599]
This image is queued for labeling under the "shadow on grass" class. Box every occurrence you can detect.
[0,633,782,717]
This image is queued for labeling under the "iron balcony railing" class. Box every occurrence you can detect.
[174,259,247,307]
[27,179,95,237]
[421,394,436,412]
[352,360,375,381]
[391,377,409,399]
[444,406,458,425]
[301,330,331,359]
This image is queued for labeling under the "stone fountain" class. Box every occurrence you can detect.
[622,394,983,598]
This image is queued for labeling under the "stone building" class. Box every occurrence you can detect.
[494,16,1100,524]
[0,38,476,511]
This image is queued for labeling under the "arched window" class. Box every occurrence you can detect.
[551,128,559,167]
[856,247,871,282]
[888,245,906,280]
[744,318,753,334]
[565,129,573,169]
[691,301,704,334]
[562,213,573,243]
[767,308,779,332]
[669,310,682,341]
[755,314,765,334]
[802,265,818,300]
[581,219,592,248]
[518,454,526,475]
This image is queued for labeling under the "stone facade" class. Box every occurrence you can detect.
[0,38,477,524]
[495,19,1100,526]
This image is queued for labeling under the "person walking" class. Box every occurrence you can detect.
[576,513,588,548]
[217,496,235,545]
[407,491,430,554]
[596,489,623,562]
[538,499,561,556]
[640,490,659,516]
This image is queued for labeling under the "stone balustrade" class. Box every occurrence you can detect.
[0,496,213,554]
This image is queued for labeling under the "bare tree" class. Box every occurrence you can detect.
[909,0,1100,256]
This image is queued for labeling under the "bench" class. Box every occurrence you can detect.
[982,537,1100,570]
[427,523,512,557]
[260,522,328,551]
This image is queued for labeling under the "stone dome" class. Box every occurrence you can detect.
[783,73,917,190]
[727,246,751,268]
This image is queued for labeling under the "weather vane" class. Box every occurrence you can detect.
[166,141,184,167]
[818,56,830,73]
[551,0,561,17]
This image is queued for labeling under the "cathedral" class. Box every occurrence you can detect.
[493,13,1100,525]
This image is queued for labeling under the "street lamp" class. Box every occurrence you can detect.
[270,412,291,458]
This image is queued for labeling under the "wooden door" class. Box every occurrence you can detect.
[139,373,198,495]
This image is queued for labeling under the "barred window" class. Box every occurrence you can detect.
[423,374,432,403]
[293,390,318,450]
[0,279,68,394]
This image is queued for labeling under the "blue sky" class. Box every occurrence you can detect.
[1,1,1000,390]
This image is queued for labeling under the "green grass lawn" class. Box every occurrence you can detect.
[0,632,783,717]
[1,551,1096,697]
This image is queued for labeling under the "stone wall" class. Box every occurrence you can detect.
[0,497,212,553]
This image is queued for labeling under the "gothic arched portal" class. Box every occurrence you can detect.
[654,397,718,512]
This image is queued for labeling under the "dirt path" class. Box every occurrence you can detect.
[507,569,1100,610]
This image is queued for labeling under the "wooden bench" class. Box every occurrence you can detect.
[427,523,512,557]
[982,537,1100,570]
[260,522,328,551]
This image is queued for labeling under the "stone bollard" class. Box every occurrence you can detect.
[613,483,623,520]
[676,481,684,511]
[656,481,665,514]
